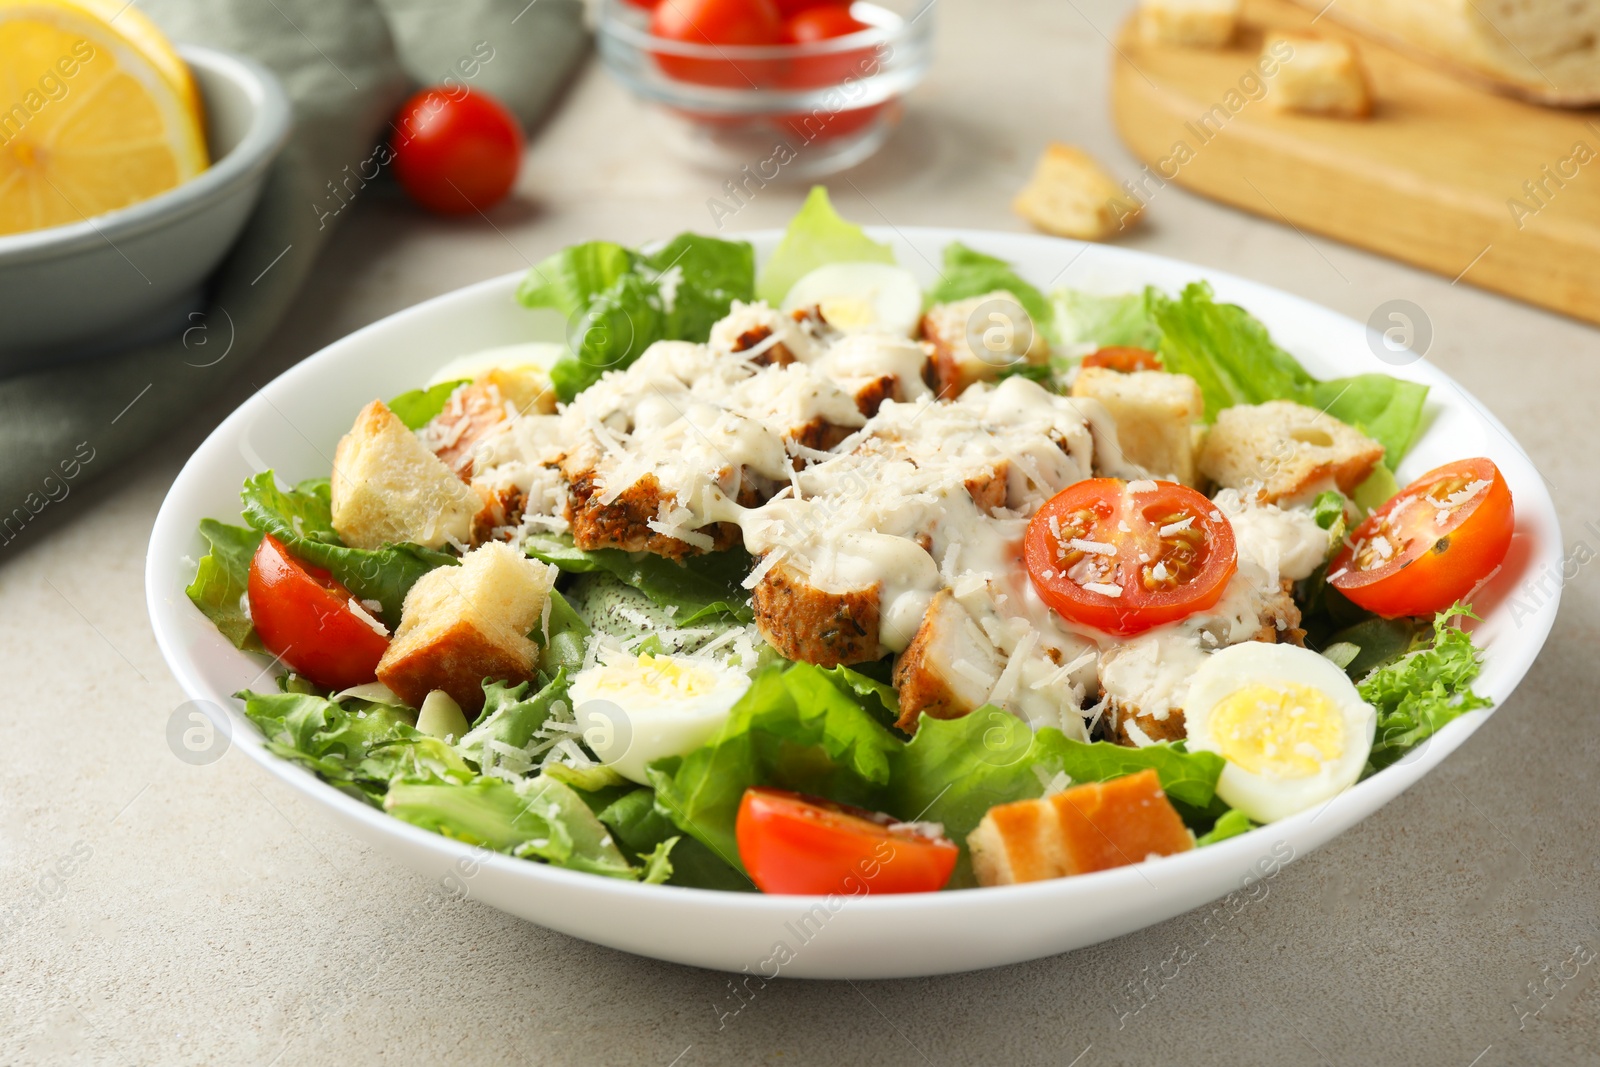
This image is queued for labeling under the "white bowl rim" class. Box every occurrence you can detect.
[144,228,1563,925]
[0,44,292,264]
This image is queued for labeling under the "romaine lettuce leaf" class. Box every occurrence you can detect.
[456,673,569,773]
[538,589,590,676]
[1147,282,1429,467]
[1195,809,1255,846]
[523,532,753,624]
[1052,289,1163,350]
[599,787,753,891]
[646,664,903,872]
[926,243,1056,342]
[384,775,637,879]
[516,235,754,401]
[756,186,896,305]
[239,471,456,628]
[186,519,263,650]
[387,379,469,430]
[1360,605,1492,773]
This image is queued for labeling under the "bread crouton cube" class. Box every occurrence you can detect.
[920,290,1051,399]
[1265,34,1373,118]
[1197,399,1384,504]
[1071,368,1205,486]
[375,542,558,714]
[751,558,881,667]
[331,400,483,551]
[1138,0,1239,48]
[1012,143,1143,241]
[967,769,1193,887]
[892,590,1002,731]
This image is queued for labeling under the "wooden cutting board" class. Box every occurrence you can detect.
[1110,0,1600,325]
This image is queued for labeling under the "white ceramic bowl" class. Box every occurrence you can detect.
[0,45,291,373]
[145,229,1561,979]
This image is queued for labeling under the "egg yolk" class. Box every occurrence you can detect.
[582,654,721,705]
[1209,683,1344,778]
[817,295,878,330]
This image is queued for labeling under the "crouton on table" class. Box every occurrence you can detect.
[967,769,1193,886]
[1138,0,1239,48]
[1265,33,1373,118]
[1012,143,1143,241]
[331,399,483,551]
[376,542,558,714]
[1198,399,1383,504]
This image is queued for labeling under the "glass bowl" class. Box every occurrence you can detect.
[596,0,934,179]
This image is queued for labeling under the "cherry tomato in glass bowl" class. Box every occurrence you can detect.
[1024,478,1238,637]
[390,88,524,215]
[1328,457,1514,618]
[782,4,868,42]
[780,4,873,88]
[650,0,783,87]
[736,787,958,895]
[246,535,390,691]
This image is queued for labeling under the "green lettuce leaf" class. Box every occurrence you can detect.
[1195,809,1256,846]
[1053,289,1163,350]
[756,186,896,305]
[646,664,903,872]
[186,519,263,650]
[926,242,1056,342]
[239,472,456,628]
[644,233,756,342]
[598,787,753,891]
[456,673,569,773]
[387,379,469,429]
[1360,605,1492,773]
[538,590,591,676]
[238,689,474,804]
[1146,282,1428,468]
[523,532,753,624]
[384,775,637,879]
[517,235,754,402]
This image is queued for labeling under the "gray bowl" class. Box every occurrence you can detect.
[0,45,291,374]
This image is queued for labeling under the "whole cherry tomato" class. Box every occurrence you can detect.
[390,88,523,215]
[651,0,783,87]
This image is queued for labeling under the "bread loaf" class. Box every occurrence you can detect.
[1291,0,1600,106]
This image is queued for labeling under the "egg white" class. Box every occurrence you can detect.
[1183,642,1376,824]
[568,653,751,784]
[781,263,924,337]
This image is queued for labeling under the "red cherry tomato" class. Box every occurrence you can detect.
[782,5,867,42]
[736,788,958,895]
[1024,478,1238,637]
[651,0,782,87]
[774,0,844,14]
[780,100,890,142]
[390,88,523,215]
[1082,346,1163,373]
[1329,457,1514,618]
[247,534,390,691]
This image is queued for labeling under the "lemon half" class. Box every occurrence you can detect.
[0,0,208,237]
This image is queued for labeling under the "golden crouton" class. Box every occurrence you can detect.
[1071,368,1205,486]
[1265,34,1373,118]
[330,400,483,551]
[751,558,881,667]
[1138,0,1239,48]
[1198,400,1384,504]
[920,290,1051,399]
[376,542,558,714]
[1012,143,1143,241]
[892,590,1002,732]
[968,770,1193,887]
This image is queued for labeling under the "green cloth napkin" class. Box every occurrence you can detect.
[0,0,587,547]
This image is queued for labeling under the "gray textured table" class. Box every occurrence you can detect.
[4,2,1597,1063]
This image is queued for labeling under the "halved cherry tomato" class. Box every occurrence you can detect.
[1024,479,1238,637]
[390,88,523,215]
[247,534,390,691]
[1082,346,1162,373]
[736,788,958,895]
[1329,457,1513,618]
[651,0,783,87]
